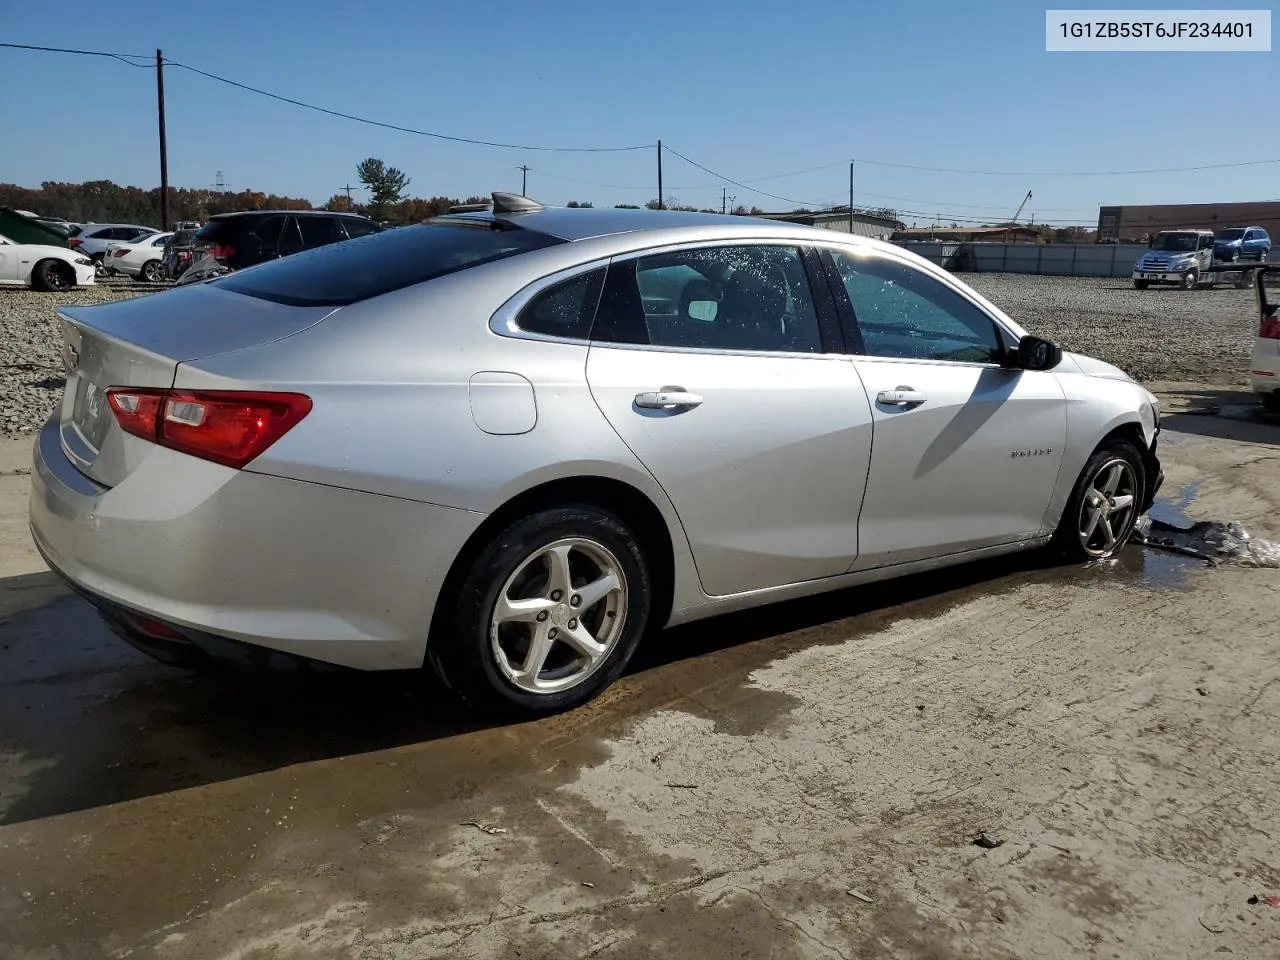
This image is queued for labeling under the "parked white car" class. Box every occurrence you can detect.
[1253,267,1280,414]
[0,232,96,291]
[104,232,173,282]
[67,223,159,268]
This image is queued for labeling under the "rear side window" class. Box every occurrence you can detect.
[252,215,287,246]
[297,216,345,247]
[216,222,566,307]
[516,269,605,339]
[340,217,380,239]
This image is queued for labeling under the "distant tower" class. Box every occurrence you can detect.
[215,170,226,192]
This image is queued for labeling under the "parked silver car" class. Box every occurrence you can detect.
[31,194,1163,713]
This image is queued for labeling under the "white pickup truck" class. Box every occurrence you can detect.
[1133,229,1256,290]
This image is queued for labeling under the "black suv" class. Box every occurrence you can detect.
[194,210,384,271]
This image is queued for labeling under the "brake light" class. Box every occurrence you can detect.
[106,389,312,469]
[69,238,82,248]
[212,243,236,261]
[113,248,130,258]
[1260,313,1280,339]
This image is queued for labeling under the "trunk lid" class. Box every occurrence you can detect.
[57,282,336,487]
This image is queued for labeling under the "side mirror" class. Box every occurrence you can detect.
[1016,334,1062,371]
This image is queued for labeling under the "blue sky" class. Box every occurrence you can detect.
[1,0,1275,226]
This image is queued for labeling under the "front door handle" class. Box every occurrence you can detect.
[635,387,704,410]
[876,387,928,407]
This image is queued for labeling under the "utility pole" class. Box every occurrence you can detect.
[156,49,170,231]
[722,187,728,215]
[517,164,530,196]
[657,140,663,210]
[849,160,855,234]
[340,183,356,202]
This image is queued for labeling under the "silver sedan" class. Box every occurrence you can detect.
[30,194,1163,713]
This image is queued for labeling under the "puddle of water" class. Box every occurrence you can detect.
[1146,481,1200,530]
[1134,516,1280,568]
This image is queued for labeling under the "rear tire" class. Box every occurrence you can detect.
[1054,439,1147,562]
[1133,279,1149,290]
[1263,392,1280,416]
[140,260,163,282]
[31,259,73,293]
[429,505,652,715]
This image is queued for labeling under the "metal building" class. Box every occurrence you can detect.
[1097,201,1280,241]
[756,209,904,240]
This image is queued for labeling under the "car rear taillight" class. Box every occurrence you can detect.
[105,388,312,469]
[1260,313,1280,339]
[69,238,82,248]
[179,251,192,261]
[113,248,130,258]
[212,243,236,261]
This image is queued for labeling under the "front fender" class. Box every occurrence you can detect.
[1044,371,1160,530]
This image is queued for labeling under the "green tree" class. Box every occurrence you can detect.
[356,158,411,220]
[566,200,594,208]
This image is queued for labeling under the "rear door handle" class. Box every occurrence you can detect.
[876,387,927,407]
[635,388,704,409]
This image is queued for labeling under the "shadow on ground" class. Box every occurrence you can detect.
[0,540,1197,827]
[1156,387,1280,445]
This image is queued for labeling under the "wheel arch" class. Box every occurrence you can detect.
[423,473,679,666]
[30,256,74,290]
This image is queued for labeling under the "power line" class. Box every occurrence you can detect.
[0,40,151,67]
[1,41,654,153]
[162,59,653,153]
[662,145,829,208]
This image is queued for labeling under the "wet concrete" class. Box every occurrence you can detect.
[1,418,1278,958]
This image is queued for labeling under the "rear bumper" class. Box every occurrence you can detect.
[29,417,484,671]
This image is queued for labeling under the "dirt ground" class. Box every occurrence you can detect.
[1,386,1278,960]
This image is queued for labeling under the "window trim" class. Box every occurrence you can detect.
[818,243,1019,368]
[492,237,861,358]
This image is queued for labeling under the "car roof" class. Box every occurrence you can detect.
[438,206,812,243]
[206,210,369,220]
[84,223,156,232]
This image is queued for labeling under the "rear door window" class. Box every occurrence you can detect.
[215,221,565,306]
[592,244,824,353]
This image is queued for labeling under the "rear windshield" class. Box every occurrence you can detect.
[67,226,83,238]
[214,222,566,307]
[194,219,238,243]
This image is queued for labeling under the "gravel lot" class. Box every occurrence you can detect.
[0,278,153,438]
[0,272,1258,438]
[964,274,1257,385]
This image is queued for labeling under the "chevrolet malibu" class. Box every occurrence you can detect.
[30,195,1163,713]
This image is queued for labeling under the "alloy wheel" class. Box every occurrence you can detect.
[489,537,628,694]
[1077,458,1139,558]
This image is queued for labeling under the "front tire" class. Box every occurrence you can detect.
[1180,269,1198,290]
[1133,279,1149,290]
[430,505,652,714]
[1055,440,1146,562]
[31,259,73,292]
